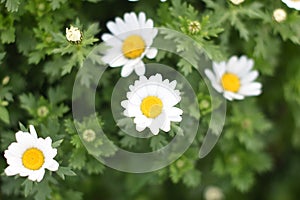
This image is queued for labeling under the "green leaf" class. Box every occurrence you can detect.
[182,169,201,187]
[0,105,10,124]
[19,122,28,132]
[57,166,76,180]
[22,179,33,197]
[0,52,5,64]
[1,0,20,12]
[63,190,83,200]
[120,134,137,149]
[48,87,67,104]
[232,171,254,192]
[1,26,15,44]
[150,135,168,151]
[69,148,86,169]
[49,0,67,10]
[33,180,52,200]
[52,139,64,148]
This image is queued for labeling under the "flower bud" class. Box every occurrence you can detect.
[83,129,96,142]
[188,20,201,34]
[273,8,287,23]
[2,76,10,85]
[230,0,244,5]
[66,25,82,44]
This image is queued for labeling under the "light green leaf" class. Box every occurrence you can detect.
[0,105,10,124]
[1,0,20,12]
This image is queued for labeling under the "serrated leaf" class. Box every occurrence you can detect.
[2,0,20,12]
[33,180,52,200]
[150,135,168,151]
[182,169,201,187]
[57,166,76,180]
[22,179,33,197]
[1,26,15,44]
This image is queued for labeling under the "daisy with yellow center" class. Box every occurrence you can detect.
[205,56,262,101]
[4,125,59,182]
[282,0,300,10]
[121,74,183,135]
[101,12,158,77]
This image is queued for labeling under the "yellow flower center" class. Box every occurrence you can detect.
[122,35,145,59]
[140,96,163,118]
[221,73,240,92]
[22,148,45,170]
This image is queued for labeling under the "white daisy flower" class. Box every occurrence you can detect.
[101,12,158,77]
[282,0,300,10]
[204,55,262,101]
[121,74,183,135]
[66,25,82,43]
[4,125,59,182]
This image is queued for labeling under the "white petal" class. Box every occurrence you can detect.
[204,69,217,83]
[124,12,139,30]
[134,114,152,126]
[227,56,239,73]
[115,17,129,33]
[127,92,142,105]
[101,33,113,41]
[121,100,128,108]
[102,48,128,67]
[223,91,233,101]
[121,62,135,77]
[29,125,38,138]
[144,19,154,29]
[5,142,24,159]
[45,160,59,171]
[149,73,163,82]
[167,107,183,119]
[4,166,20,176]
[36,169,45,182]
[145,48,158,59]
[136,125,146,132]
[161,120,171,132]
[157,87,180,107]
[238,58,254,77]
[149,112,167,135]
[138,12,146,26]
[124,101,142,117]
[239,89,262,96]
[134,61,146,76]
[239,82,262,93]
[28,169,45,182]
[224,91,244,100]
[103,35,122,47]
[212,61,226,79]
[107,21,121,36]
[241,70,259,84]
[15,131,35,145]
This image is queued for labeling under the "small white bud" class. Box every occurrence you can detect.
[37,106,49,117]
[188,20,201,34]
[2,76,10,85]
[82,129,96,142]
[204,186,224,200]
[230,0,244,5]
[66,25,82,44]
[273,8,287,22]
